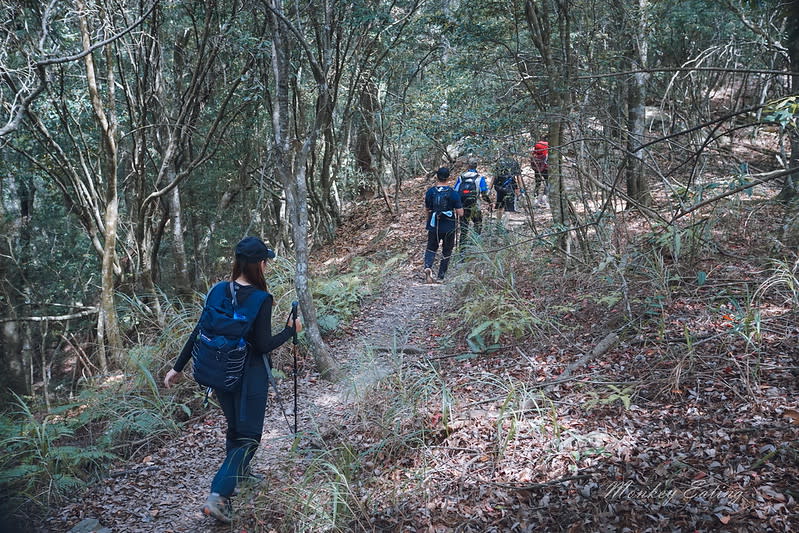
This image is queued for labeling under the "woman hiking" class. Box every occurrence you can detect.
[163,236,302,523]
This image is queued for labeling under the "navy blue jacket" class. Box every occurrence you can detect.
[425,185,462,233]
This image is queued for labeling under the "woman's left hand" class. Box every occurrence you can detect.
[288,317,303,334]
[163,369,181,389]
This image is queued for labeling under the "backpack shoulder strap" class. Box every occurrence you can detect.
[229,281,238,310]
[235,287,270,320]
[203,281,228,307]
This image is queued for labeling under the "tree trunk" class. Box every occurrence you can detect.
[625,0,651,208]
[355,80,379,177]
[779,3,799,244]
[0,176,33,393]
[525,0,574,248]
[169,182,192,298]
[79,1,121,370]
[779,4,799,203]
[548,121,567,230]
[269,0,339,380]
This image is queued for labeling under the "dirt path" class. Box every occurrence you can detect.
[52,277,446,533]
[52,175,542,533]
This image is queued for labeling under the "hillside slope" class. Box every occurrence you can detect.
[51,170,799,532]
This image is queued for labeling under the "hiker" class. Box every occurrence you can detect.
[163,236,302,524]
[423,167,464,283]
[531,137,549,208]
[492,157,521,225]
[453,157,491,248]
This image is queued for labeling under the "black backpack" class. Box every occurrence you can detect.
[493,176,513,195]
[430,186,453,212]
[191,281,268,392]
[459,172,480,206]
[495,158,520,178]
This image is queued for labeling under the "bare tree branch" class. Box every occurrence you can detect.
[0,308,99,323]
[577,66,795,80]
[671,167,799,222]
[0,1,158,139]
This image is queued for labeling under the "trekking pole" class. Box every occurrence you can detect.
[263,360,294,434]
[291,301,299,434]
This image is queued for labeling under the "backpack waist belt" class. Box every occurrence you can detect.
[431,210,454,227]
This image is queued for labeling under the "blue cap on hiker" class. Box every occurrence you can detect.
[235,236,276,262]
[436,167,450,179]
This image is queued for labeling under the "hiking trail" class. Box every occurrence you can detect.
[52,173,541,533]
[55,273,449,533]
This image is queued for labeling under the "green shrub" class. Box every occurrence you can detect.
[313,258,381,334]
[0,394,116,514]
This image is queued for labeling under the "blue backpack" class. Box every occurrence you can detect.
[191,281,268,392]
[430,186,453,212]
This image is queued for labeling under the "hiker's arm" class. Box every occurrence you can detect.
[252,295,294,354]
[172,324,199,373]
[451,190,463,217]
[164,324,199,387]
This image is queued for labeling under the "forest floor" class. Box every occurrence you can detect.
[47,164,799,532]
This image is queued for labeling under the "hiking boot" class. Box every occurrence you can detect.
[243,469,264,484]
[424,267,434,284]
[233,469,265,495]
[202,492,233,523]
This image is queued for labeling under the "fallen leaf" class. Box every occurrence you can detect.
[782,409,799,424]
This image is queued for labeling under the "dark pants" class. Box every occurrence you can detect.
[459,205,483,247]
[496,188,515,211]
[211,357,268,497]
[534,169,549,196]
[424,228,456,279]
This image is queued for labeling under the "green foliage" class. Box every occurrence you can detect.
[0,288,195,520]
[765,96,799,132]
[96,355,184,451]
[448,239,546,351]
[643,218,714,265]
[0,394,116,513]
[463,292,536,352]
[312,258,380,334]
[649,0,742,66]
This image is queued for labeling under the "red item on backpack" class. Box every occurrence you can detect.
[533,141,549,161]
[532,141,549,173]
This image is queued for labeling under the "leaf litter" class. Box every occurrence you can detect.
[47,175,798,532]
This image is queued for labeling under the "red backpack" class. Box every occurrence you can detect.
[533,141,549,161]
[532,141,549,172]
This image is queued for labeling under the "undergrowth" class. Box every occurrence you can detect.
[446,230,556,352]
[253,214,799,530]
[1,256,386,526]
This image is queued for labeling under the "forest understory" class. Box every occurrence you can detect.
[4,1,799,532]
[32,145,799,533]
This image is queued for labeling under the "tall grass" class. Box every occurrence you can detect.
[0,288,197,523]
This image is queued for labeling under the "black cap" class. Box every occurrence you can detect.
[235,236,276,263]
[436,167,450,180]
